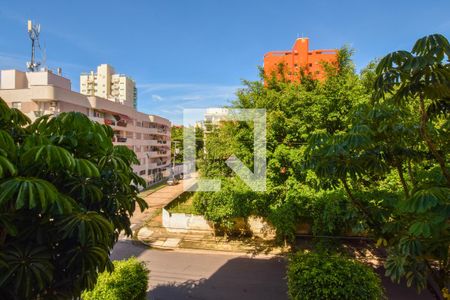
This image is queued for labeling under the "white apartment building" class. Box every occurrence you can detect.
[203,108,229,133]
[80,64,137,109]
[0,68,171,187]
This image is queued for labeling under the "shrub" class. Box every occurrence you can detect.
[287,251,384,300]
[82,257,149,300]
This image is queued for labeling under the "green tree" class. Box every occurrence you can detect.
[374,33,450,185]
[171,125,204,165]
[373,34,450,299]
[307,34,449,298]
[196,47,371,240]
[0,98,147,299]
[171,126,184,164]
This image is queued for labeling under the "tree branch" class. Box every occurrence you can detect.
[419,96,450,186]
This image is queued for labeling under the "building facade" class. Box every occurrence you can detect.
[80,64,137,109]
[0,68,171,187]
[264,37,338,82]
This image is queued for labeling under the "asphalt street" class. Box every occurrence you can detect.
[111,240,288,300]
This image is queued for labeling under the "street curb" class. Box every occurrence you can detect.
[135,236,290,257]
[137,238,288,257]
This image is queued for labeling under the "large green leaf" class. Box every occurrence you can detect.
[0,177,62,212]
[401,187,449,213]
[73,158,100,177]
[0,155,17,178]
[412,34,450,57]
[22,144,75,170]
[0,244,53,298]
[0,130,16,157]
[57,211,114,245]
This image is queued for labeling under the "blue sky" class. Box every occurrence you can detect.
[1,0,449,124]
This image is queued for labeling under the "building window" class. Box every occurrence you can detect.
[11,102,21,109]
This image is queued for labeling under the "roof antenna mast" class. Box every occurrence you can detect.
[27,20,41,72]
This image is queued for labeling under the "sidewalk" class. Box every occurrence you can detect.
[134,213,287,255]
[127,174,197,233]
[136,227,288,255]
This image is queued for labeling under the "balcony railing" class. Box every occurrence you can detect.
[104,119,116,126]
[113,136,127,143]
[117,120,127,127]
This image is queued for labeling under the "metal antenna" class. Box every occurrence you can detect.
[27,20,42,72]
[42,41,47,70]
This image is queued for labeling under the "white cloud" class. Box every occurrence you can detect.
[151,94,164,101]
[137,82,242,103]
[136,82,242,124]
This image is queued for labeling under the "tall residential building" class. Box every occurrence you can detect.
[80,64,137,109]
[0,68,171,187]
[264,37,338,82]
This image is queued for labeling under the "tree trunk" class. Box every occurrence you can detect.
[341,178,379,228]
[396,162,409,197]
[419,96,450,186]
[407,159,417,188]
[427,280,444,300]
[425,260,445,300]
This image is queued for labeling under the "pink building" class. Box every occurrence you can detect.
[0,68,171,187]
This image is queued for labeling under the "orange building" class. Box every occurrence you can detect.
[264,37,338,82]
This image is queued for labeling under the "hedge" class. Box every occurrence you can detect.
[287,251,384,300]
[82,257,149,300]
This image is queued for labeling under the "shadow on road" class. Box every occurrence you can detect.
[149,256,288,300]
[111,240,150,260]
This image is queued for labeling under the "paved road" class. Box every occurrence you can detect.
[111,240,288,300]
[112,240,433,300]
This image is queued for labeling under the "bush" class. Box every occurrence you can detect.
[82,257,149,300]
[287,251,384,300]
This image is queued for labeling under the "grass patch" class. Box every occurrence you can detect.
[166,192,197,214]
[138,180,166,198]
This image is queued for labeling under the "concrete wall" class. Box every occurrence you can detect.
[162,207,277,239]
[162,208,213,233]
[0,70,28,89]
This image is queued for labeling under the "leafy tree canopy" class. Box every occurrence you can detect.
[0,98,147,299]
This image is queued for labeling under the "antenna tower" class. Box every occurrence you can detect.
[26,20,41,72]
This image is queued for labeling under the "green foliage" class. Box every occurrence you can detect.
[193,177,255,230]
[166,192,198,214]
[287,251,384,300]
[371,34,450,296]
[82,257,149,300]
[0,99,147,300]
[171,125,204,164]
[197,47,370,239]
[195,33,449,297]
